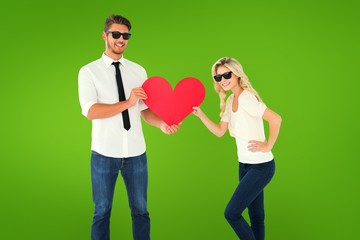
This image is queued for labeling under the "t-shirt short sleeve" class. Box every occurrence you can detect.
[239,91,267,117]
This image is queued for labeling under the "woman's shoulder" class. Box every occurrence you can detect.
[240,90,254,98]
[239,90,259,102]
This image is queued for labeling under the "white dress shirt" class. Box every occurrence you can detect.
[78,53,148,158]
[221,90,274,164]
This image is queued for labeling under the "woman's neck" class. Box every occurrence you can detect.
[232,85,244,97]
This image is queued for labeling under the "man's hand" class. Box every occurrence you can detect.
[159,122,180,134]
[127,87,147,107]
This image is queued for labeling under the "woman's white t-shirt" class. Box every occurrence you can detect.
[221,90,274,164]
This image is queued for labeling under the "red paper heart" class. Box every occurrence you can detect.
[142,76,206,125]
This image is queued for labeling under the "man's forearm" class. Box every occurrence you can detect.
[87,101,131,120]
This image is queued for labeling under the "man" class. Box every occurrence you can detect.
[78,14,178,240]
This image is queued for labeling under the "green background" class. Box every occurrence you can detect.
[1,0,359,239]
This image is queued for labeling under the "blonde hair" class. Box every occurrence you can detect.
[212,57,262,117]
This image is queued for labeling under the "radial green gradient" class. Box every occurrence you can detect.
[1,0,359,239]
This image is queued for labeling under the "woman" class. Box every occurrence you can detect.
[193,57,282,240]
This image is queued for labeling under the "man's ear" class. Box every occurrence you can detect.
[102,32,107,41]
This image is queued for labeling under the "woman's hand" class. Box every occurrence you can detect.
[192,106,204,117]
[247,140,271,152]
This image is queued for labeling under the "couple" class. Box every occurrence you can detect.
[78,14,282,240]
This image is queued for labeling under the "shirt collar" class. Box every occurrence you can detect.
[102,53,126,68]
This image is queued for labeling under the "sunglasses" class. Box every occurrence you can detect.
[213,71,232,82]
[107,31,132,40]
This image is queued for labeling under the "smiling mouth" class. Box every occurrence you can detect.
[116,42,125,48]
[221,82,230,88]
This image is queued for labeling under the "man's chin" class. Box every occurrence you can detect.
[112,49,124,55]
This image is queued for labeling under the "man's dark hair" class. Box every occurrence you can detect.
[104,15,132,32]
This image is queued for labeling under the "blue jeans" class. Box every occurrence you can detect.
[225,160,275,240]
[91,151,150,240]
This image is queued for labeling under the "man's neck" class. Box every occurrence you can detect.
[104,51,122,61]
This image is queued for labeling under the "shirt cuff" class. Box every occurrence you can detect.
[82,101,97,117]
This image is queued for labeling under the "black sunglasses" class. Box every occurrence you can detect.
[107,31,132,40]
[213,71,232,82]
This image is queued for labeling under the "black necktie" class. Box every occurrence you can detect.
[112,62,131,130]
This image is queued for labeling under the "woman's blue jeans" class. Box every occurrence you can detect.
[90,151,150,240]
[225,160,275,240]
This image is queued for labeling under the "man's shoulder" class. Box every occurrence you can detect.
[79,58,105,77]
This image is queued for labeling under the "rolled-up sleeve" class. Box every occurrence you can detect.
[78,67,97,117]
